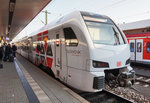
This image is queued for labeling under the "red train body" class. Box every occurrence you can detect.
[126,32,150,64]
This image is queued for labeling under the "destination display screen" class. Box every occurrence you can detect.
[83,16,108,23]
[81,11,114,24]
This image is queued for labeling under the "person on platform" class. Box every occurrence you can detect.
[1,43,7,61]
[12,43,17,57]
[6,44,13,60]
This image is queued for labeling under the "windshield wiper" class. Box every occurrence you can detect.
[112,27,120,45]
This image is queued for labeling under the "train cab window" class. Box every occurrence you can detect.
[40,44,45,54]
[84,21,125,45]
[137,42,142,52]
[130,43,134,52]
[63,27,78,46]
[47,44,53,56]
[147,42,150,53]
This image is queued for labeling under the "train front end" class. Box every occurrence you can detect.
[81,12,135,92]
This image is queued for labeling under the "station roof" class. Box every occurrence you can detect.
[0,0,51,40]
[119,19,150,31]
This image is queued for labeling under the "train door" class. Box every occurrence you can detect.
[136,39,143,61]
[55,33,61,77]
[129,40,135,61]
[55,29,67,82]
[28,38,34,62]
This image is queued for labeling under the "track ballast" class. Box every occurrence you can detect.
[78,89,133,103]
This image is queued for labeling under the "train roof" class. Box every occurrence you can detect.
[27,11,110,37]
[13,11,111,43]
[126,32,150,38]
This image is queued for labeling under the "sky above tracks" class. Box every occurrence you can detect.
[14,0,150,40]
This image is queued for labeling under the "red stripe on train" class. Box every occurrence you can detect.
[46,57,53,68]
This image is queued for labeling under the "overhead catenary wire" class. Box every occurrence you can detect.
[100,0,141,11]
[37,17,46,25]
[115,10,150,24]
[99,0,129,11]
[115,11,150,20]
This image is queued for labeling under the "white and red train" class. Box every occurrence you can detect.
[15,11,135,92]
[126,32,150,64]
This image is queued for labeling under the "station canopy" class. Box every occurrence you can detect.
[119,19,150,31]
[0,0,51,41]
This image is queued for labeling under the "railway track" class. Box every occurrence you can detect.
[78,89,133,103]
[105,85,150,103]
[135,74,150,87]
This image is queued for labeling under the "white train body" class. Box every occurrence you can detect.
[16,11,134,92]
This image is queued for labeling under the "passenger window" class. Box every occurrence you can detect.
[147,42,150,53]
[130,43,134,52]
[47,44,53,56]
[36,43,41,52]
[63,27,78,46]
[40,43,45,54]
[33,43,37,51]
[56,34,59,47]
[137,42,142,52]
[56,34,59,39]
[40,56,45,64]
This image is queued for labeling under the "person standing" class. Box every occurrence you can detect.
[12,43,17,57]
[1,43,7,61]
[6,44,13,61]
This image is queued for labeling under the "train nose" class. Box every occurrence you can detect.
[92,44,130,69]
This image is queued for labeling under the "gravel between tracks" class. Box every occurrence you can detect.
[105,85,150,103]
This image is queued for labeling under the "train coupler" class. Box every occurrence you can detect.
[105,70,135,88]
[118,70,135,87]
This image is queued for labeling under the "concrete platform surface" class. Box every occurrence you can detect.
[0,61,29,103]
[16,54,88,103]
[0,54,89,103]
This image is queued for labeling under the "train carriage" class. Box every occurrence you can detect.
[126,32,150,64]
[15,11,135,92]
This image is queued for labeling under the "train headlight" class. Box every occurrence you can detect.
[93,60,109,68]
[126,58,130,65]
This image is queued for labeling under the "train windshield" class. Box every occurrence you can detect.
[83,16,125,45]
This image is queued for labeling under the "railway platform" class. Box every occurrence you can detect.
[0,54,88,103]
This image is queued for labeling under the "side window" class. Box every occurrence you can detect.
[40,56,45,64]
[137,42,142,52]
[63,27,78,46]
[40,43,45,54]
[56,34,59,47]
[27,44,29,50]
[33,42,37,51]
[36,43,41,52]
[47,44,53,56]
[130,43,134,52]
[147,42,150,53]
[56,34,59,39]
